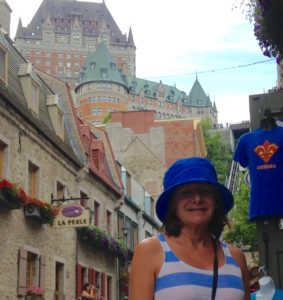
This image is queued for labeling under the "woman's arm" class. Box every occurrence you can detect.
[129,237,162,300]
[229,246,251,300]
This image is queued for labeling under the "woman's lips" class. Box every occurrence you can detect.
[186,207,206,211]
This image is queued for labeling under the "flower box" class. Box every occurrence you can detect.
[26,286,44,299]
[0,188,22,209]
[24,204,49,224]
[26,295,43,300]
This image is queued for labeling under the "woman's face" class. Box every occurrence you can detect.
[173,182,216,228]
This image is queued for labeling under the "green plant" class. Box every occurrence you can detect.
[0,177,59,223]
[223,174,257,250]
[235,0,282,61]
[78,226,129,262]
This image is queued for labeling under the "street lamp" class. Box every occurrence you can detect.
[122,226,129,244]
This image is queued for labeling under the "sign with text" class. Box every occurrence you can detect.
[54,204,90,228]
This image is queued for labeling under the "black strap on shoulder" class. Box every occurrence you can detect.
[211,237,218,300]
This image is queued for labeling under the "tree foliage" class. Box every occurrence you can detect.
[201,119,232,184]
[223,174,257,250]
[201,119,257,250]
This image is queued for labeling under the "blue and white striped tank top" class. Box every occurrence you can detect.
[154,234,245,300]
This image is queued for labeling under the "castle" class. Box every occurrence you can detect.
[8,0,218,125]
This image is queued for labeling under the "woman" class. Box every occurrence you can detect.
[129,157,250,300]
[81,283,96,300]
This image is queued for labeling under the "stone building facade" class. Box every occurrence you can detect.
[102,110,207,202]
[0,29,158,300]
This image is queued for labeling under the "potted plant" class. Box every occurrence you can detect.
[23,196,60,224]
[26,286,44,300]
[0,178,24,209]
[18,187,59,224]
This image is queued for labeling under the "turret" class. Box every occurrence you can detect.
[0,0,12,36]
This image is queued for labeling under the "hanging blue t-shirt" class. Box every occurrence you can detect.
[233,125,283,220]
[251,288,283,299]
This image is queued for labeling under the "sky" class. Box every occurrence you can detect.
[7,0,278,124]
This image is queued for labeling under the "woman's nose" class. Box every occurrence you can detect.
[191,192,202,203]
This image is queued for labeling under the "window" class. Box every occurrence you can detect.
[17,247,46,297]
[28,161,39,198]
[56,181,65,200]
[93,201,100,226]
[55,261,65,300]
[106,210,112,233]
[26,252,38,287]
[76,264,88,298]
[126,172,131,197]
[0,45,7,84]
[118,212,124,240]
[132,222,138,249]
[0,141,7,178]
[145,194,155,218]
[101,68,107,79]
[92,108,101,115]
[107,275,113,300]
[95,271,101,289]
[125,217,131,249]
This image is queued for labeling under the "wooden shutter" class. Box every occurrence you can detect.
[93,269,97,287]
[18,247,27,296]
[76,264,82,298]
[0,143,5,178]
[39,256,46,290]
[88,268,93,285]
[101,272,106,297]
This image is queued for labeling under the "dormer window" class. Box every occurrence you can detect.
[30,80,39,115]
[46,94,64,140]
[110,63,115,70]
[101,68,107,79]
[18,63,41,116]
[0,45,7,85]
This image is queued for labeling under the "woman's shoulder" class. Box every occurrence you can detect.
[133,235,164,266]
[135,235,162,253]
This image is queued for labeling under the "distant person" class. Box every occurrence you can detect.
[129,157,250,300]
[81,283,96,300]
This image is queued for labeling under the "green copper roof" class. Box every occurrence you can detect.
[127,76,188,104]
[77,42,128,89]
[188,77,212,107]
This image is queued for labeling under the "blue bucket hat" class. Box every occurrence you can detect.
[156,157,234,223]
